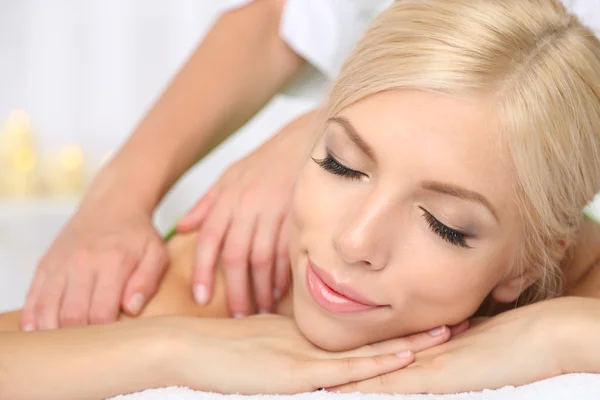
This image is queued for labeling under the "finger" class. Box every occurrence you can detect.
[58,268,95,327]
[122,240,169,316]
[273,214,291,303]
[221,211,256,317]
[176,188,219,233]
[340,326,451,358]
[20,268,47,331]
[309,351,414,390]
[88,256,130,324]
[34,274,67,330]
[192,202,233,306]
[328,364,435,394]
[250,214,280,313]
[450,320,470,336]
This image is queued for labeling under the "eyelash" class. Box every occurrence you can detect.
[313,153,471,249]
[312,153,365,180]
[419,207,471,249]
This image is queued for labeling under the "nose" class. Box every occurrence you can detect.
[333,194,394,270]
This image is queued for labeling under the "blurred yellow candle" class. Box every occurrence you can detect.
[0,110,39,197]
[42,144,85,196]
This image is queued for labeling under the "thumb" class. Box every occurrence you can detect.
[176,189,218,233]
[121,241,169,316]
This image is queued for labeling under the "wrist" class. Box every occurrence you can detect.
[127,317,194,389]
[82,160,160,215]
[151,316,226,391]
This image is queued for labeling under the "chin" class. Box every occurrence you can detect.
[293,295,369,352]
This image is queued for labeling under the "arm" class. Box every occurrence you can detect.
[23,0,306,330]
[332,296,600,395]
[0,315,432,399]
[93,0,305,214]
[0,319,175,400]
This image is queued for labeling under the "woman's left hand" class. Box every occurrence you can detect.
[330,297,600,394]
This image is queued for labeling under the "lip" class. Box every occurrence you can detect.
[306,260,382,314]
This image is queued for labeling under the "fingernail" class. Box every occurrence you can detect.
[22,323,35,332]
[428,325,446,336]
[233,313,246,319]
[396,349,412,358]
[194,284,209,305]
[259,308,270,314]
[127,293,145,315]
[273,288,281,301]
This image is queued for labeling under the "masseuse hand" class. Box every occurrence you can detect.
[170,314,456,394]
[21,192,167,331]
[177,110,317,317]
[331,297,599,394]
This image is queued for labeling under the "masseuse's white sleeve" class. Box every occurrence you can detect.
[221,0,392,98]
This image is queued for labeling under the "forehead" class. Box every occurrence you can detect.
[336,89,517,214]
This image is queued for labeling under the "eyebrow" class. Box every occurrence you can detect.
[421,181,500,223]
[328,117,376,161]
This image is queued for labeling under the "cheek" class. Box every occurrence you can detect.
[385,238,514,328]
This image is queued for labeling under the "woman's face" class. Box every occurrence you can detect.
[289,89,526,351]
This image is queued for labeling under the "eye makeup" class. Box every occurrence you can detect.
[312,150,366,181]
[419,206,472,248]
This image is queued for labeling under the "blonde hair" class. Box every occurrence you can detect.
[326,0,600,301]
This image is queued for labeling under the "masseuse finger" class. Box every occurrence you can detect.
[176,188,219,232]
[273,214,291,302]
[21,268,46,331]
[88,256,130,324]
[308,352,414,390]
[450,320,470,335]
[221,208,256,317]
[34,274,67,330]
[192,200,232,306]
[337,325,451,359]
[58,268,95,327]
[250,213,280,313]
[122,239,168,316]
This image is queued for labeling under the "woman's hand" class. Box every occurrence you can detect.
[330,297,600,394]
[168,314,457,394]
[21,195,168,331]
[177,110,319,317]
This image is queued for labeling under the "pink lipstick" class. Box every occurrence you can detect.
[306,261,381,314]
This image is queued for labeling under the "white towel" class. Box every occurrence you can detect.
[109,373,600,400]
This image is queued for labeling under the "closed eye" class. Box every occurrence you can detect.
[312,152,366,180]
[419,207,471,249]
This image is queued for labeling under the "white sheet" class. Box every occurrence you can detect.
[109,373,600,400]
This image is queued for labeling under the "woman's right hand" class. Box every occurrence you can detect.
[20,195,168,332]
[168,314,459,395]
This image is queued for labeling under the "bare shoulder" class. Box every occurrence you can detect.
[141,231,294,318]
[0,311,21,331]
[139,232,230,319]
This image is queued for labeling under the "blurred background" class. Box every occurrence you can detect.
[0,0,318,312]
